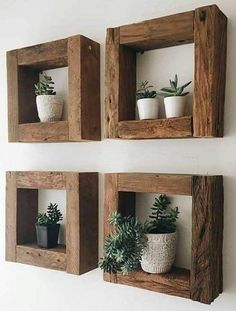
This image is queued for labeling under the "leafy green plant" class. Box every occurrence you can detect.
[34,73,56,96]
[145,194,179,234]
[36,203,63,225]
[99,212,147,275]
[136,80,157,99]
[157,74,191,97]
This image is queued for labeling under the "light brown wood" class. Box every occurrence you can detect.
[118,117,193,139]
[120,11,194,51]
[193,5,227,137]
[118,173,192,195]
[16,244,66,271]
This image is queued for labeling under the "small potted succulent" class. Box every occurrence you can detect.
[157,74,191,118]
[35,203,63,249]
[34,73,63,122]
[141,194,179,274]
[136,80,159,120]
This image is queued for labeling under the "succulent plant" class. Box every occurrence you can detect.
[157,74,191,97]
[36,203,63,225]
[136,80,157,99]
[34,73,56,96]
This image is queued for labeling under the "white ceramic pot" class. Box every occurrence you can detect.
[137,98,159,120]
[36,95,63,122]
[164,96,187,118]
[141,232,177,274]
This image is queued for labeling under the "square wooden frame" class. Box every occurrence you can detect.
[7,35,100,142]
[104,173,223,304]
[105,5,227,139]
[6,171,98,275]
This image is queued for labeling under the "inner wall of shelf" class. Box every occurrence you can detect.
[136,193,192,269]
[38,189,66,244]
[136,43,194,119]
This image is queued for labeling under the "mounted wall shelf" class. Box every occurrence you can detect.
[105,4,227,139]
[7,35,100,142]
[6,171,98,275]
[104,173,223,304]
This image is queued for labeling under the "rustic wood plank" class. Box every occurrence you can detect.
[120,11,194,51]
[7,51,19,142]
[118,173,192,195]
[16,172,66,189]
[17,38,68,69]
[18,121,69,142]
[16,244,66,271]
[6,172,17,261]
[118,117,193,139]
[191,175,223,304]
[193,5,227,137]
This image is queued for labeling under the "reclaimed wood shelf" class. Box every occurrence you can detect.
[104,173,224,304]
[7,35,101,142]
[105,4,227,139]
[6,171,99,275]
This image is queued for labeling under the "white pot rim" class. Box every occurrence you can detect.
[145,231,176,236]
[137,97,158,101]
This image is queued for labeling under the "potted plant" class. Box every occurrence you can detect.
[141,194,179,274]
[99,212,147,275]
[136,80,159,120]
[35,203,63,249]
[157,74,191,118]
[34,73,63,122]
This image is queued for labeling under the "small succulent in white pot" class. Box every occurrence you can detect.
[34,73,63,122]
[136,81,159,120]
[141,194,179,274]
[157,74,191,118]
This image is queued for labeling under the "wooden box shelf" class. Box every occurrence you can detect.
[105,5,227,139]
[104,173,224,304]
[6,171,99,275]
[7,35,101,142]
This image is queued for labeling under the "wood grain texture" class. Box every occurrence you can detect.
[118,117,193,139]
[120,11,194,51]
[16,244,66,271]
[18,121,69,142]
[118,173,192,195]
[16,172,66,189]
[191,175,223,304]
[193,5,227,137]
[105,267,190,298]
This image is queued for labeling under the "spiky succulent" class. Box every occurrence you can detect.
[157,74,191,97]
[34,73,56,96]
[36,203,63,225]
[136,80,157,99]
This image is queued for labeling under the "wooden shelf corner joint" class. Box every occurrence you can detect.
[103,173,223,304]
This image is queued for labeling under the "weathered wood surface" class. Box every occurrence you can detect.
[120,11,194,51]
[193,5,227,137]
[191,175,223,304]
[118,117,193,139]
[16,244,66,271]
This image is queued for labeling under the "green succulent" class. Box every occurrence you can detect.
[136,80,157,99]
[157,74,191,97]
[34,73,56,96]
[36,203,63,226]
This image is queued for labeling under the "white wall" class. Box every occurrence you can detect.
[0,0,235,310]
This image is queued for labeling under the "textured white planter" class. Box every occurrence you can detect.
[137,98,159,120]
[141,232,177,274]
[164,96,187,118]
[36,95,63,122]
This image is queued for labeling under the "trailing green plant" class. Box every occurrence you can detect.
[99,212,147,275]
[36,203,63,225]
[34,73,56,96]
[157,74,191,97]
[145,194,179,234]
[136,80,157,99]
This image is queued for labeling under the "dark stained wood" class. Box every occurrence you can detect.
[118,117,193,139]
[118,173,192,195]
[120,11,194,51]
[191,175,223,304]
[16,244,66,271]
[193,5,227,137]
[18,121,69,142]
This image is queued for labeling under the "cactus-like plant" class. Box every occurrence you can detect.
[34,73,56,96]
[136,80,157,99]
[36,203,63,225]
[157,74,191,97]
